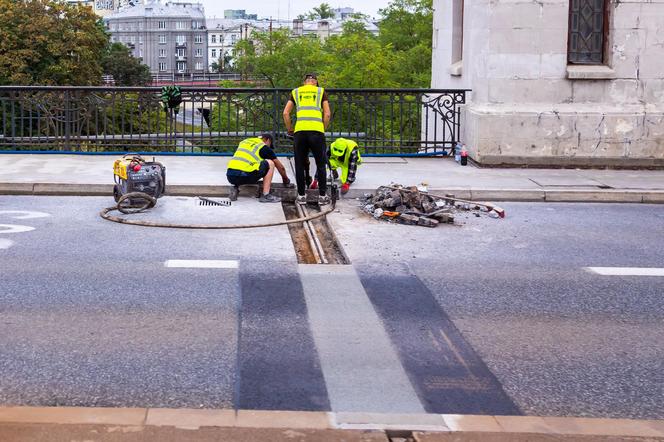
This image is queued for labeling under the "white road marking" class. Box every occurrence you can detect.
[0,210,51,220]
[299,264,425,413]
[164,259,239,269]
[586,267,664,276]
[0,239,14,249]
[0,224,35,234]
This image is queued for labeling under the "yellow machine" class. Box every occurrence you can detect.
[113,154,166,203]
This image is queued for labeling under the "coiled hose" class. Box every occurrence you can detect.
[100,192,335,229]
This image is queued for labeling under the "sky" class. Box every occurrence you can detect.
[198,0,390,21]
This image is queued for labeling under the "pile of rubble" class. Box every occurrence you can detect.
[361,184,504,228]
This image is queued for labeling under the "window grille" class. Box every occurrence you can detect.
[568,0,607,64]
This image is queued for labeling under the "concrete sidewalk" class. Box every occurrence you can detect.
[1,154,664,202]
[0,406,663,442]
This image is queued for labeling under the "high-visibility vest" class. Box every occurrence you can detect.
[292,84,325,133]
[227,137,265,173]
[329,138,362,184]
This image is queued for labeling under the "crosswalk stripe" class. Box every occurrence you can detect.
[164,260,239,269]
[586,267,664,276]
[299,264,424,413]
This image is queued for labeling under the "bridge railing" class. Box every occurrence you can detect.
[0,86,468,156]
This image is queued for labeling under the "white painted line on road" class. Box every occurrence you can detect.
[586,267,664,276]
[299,264,425,414]
[0,224,35,234]
[164,260,239,269]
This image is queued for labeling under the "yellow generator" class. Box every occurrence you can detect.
[113,154,166,203]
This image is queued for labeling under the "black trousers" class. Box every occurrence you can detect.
[294,131,326,196]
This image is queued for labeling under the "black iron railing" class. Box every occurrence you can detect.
[0,86,468,156]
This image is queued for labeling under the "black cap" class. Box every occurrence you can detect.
[304,73,318,81]
[261,133,274,144]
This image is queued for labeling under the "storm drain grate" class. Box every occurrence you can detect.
[197,196,232,207]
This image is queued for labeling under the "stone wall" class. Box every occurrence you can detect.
[431,0,664,166]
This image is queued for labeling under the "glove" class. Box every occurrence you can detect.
[310,179,318,190]
[341,183,350,194]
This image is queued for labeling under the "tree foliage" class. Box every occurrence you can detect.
[102,43,152,86]
[0,0,108,85]
[305,3,335,20]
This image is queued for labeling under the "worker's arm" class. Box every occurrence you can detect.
[322,100,331,130]
[282,101,294,134]
[273,158,292,186]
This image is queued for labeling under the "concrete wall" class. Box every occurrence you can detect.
[431,0,664,166]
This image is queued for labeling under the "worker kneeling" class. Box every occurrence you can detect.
[226,134,292,203]
[312,138,362,195]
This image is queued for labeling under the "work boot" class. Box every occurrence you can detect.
[259,193,282,203]
[296,194,307,205]
[318,194,331,206]
[229,186,239,201]
[310,179,318,190]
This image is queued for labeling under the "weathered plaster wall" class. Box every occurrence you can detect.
[431,0,664,166]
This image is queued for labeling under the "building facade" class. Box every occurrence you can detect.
[105,1,208,76]
[432,0,664,166]
[66,0,143,17]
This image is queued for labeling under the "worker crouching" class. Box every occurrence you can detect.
[226,134,293,203]
[312,138,362,195]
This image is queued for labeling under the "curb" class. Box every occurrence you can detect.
[0,407,662,440]
[2,182,664,204]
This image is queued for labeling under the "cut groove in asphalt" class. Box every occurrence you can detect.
[299,264,424,413]
[358,270,521,415]
[236,266,330,411]
[586,267,664,276]
[164,260,239,269]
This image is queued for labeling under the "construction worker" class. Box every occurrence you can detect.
[311,138,362,194]
[282,73,332,205]
[226,134,292,203]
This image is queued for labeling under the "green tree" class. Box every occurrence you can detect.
[234,29,328,88]
[305,3,335,20]
[0,0,108,85]
[378,0,433,86]
[102,43,152,86]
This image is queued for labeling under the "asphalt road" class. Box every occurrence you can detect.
[0,196,662,419]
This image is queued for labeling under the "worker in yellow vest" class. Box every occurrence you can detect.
[226,134,292,203]
[282,73,331,205]
[311,138,362,195]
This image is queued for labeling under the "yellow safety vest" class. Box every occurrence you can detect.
[292,85,325,133]
[329,138,362,184]
[227,137,265,173]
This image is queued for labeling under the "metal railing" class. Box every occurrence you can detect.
[0,86,468,156]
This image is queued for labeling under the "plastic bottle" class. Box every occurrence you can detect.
[454,142,461,163]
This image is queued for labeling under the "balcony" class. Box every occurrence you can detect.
[175,55,187,61]
[175,42,187,48]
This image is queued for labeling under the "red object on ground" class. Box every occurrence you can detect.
[310,179,318,190]
[461,150,468,157]
[341,183,350,194]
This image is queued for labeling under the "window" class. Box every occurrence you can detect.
[176,21,187,30]
[568,0,608,64]
[176,48,186,57]
[130,36,135,44]
[177,61,186,72]
[196,62,203,70]
[139,35,143,44]
[158,21,167,29]
[159,35,166,44]
[138,22,143,30]
[211,49,217,58]
[159,62,167,72]
[451,0,464,63]
[192,20,201,29]
[211,35,217,43]
[195,48,203,57]
[195,34,203,43]
[138,49,143,58]
[159,49,166,58]
[176,35,186,44]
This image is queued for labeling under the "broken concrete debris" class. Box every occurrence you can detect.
[361,184,505,227]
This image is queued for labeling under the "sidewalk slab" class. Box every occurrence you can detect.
[544,189,645,202]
